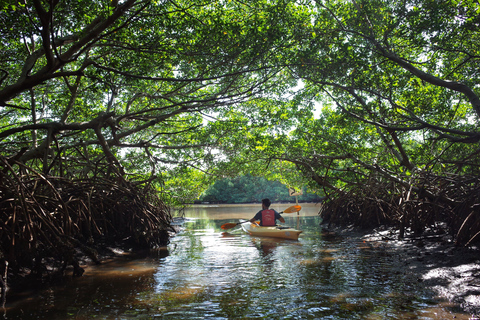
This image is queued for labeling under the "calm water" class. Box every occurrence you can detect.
[3,204,469,319]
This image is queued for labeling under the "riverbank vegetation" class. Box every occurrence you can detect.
[0,160,172,294]
[1,0,480,305]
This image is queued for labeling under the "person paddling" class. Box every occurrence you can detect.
[249,198,285,226]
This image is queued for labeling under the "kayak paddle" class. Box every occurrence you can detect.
[220,220,250,230]
[281,205,301,214]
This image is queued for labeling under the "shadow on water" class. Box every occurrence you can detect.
[2,204,474,319]
[3,249,169,319]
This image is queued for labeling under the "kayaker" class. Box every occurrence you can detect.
[249,198,285,226]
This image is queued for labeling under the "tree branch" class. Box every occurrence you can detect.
[0,0,139,104]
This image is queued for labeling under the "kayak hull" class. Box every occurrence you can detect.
[240,220,302,240]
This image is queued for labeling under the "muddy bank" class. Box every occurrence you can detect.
[330,226,480,316]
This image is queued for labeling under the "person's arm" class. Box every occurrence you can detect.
[275,210,285,224]
[250,211,261,223]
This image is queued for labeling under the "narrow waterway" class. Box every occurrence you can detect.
[3,203,470,319]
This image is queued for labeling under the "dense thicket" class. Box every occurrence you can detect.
[0,158,172,292]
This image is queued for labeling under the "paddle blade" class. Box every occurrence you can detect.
[283,205,302,213]
[221,222,239,230]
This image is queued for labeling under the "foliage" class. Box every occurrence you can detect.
[0,0,314,197]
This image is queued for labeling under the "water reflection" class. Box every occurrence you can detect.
[3,204,472,319]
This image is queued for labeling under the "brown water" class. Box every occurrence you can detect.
[2,203,471,319]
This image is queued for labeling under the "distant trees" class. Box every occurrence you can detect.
[198,175,323,204]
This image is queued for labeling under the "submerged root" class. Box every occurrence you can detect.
[0,256,7,309]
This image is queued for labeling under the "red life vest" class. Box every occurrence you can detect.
[261,209,276,226]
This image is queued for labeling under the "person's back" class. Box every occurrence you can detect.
[260,209,276,226]
[250,198,285,226]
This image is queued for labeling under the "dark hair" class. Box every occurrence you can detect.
[262,198,271,207]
